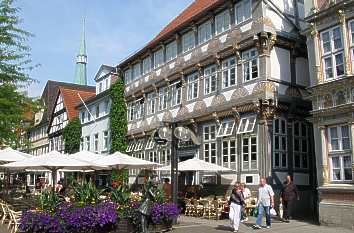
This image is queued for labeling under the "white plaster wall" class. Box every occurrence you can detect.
[265,7,294,33]
[81,116,110,154]
[296,57,310,86]
[271,0,295,15]
[270,47,291,82]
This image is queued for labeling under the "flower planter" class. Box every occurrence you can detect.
[113,218,135,233]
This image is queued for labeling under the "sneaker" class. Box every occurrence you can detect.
[240,219,245,223]
[233,230,238,233]
[244,217,248,222]
[253,225,262,229]
[266,226,271,229]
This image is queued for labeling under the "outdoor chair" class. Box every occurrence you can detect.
[184,198,193,216]
[8,209,22,233]
[0,202,9,224]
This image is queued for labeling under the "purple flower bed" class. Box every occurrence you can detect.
[150,203,180,225]
[20,202,118,233]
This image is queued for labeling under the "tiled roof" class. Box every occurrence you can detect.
[119,0,223,66]
[59,87,95,120]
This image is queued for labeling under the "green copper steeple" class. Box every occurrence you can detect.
[74,19,87,85]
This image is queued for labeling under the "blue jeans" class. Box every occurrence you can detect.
[256,203,271,226]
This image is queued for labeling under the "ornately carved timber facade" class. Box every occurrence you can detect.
[119,0,315,218]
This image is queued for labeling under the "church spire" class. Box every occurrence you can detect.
[74,18,87,85]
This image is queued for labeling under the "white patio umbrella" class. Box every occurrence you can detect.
[0,147,32,163]
[70,150,105,162]
[2,151,104,185]
[92,151,159,170]
[157,157,232,172]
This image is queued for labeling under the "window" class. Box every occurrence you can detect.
[98,82,103,93]
[198,20,212,44]
[217,120,235,137]
[203,124,217,164]
[104,100,110,115]
[293,121,309,169]
[124,69,132,84]
[103,131,109,151]
[159,87,169,111]
[80,137,83,151]
[145,137,155,150]
[126,141,135,152]
[242,136,257,170]
[222,57,236,88]
[215,10,230,35]
[237,116,256,134]
[242,49,258,81]
[95,105,100,119]
[160,149,171,165]
[222,139,236,168]
[187,73,199,100]
[320,27,344,80]
[132,63,141,81]
[94,133,99,153]
[134,99,144,120]
[85,136,90,151]
[81,111,85,123]
[134,139,145,151]
[182,31,195,53]
[154,49,164,69]
[166,41,177,61]
[349,20,354,70]
[273,118,287,169]
[143,56,151,75]
[235,0,252,24]
[328,125,351,152]
[330,155,352,181]
[127,102,135,121]
[204,65,217,95]
[147,92,156,115]
[149,151,158,163]
[54,95,64,113]
[171,82,182,107]
[87,108,91,121]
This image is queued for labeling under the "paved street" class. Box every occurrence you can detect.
[172,216,354,233]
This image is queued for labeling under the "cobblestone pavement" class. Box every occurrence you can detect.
[172,216,354,233]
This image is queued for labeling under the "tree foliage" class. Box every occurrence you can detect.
[0,0,37,147]
[109,78,127,153]
[63,118,81,154]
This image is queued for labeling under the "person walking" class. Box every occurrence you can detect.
[162,178,172,202]
[253,178,274,229]
[240,183,251,222]
[229,182,245,233]
[280,175,299,222]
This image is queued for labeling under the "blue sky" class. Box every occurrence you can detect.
[18,0,193,97]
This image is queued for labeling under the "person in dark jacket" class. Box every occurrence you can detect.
[280,175,299,222]
[229,182,245,233]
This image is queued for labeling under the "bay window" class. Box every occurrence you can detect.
[293,121,309,169]
[171,82,182,107]
[187,72,199,100]
[204,65,217,95]
[143,56,151,75]
[222,139,237,169]
[320,27,344,80]
[328,125,351,151]
[273,118,287,169]
[198,20,212,44]
[222,57,236,88]
[182,31,195,53]
[166,40,177,62]
[147,92,156,115]
[235,0,252,25]
[203,124,217,164]
[159,87,169,111]
[215,9,230,35]
[331,155,352,181]
[242,136,257,170]
[154,49,164,69]
[242,49,258,82]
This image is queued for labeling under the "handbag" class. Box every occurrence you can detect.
[270,208,277,216]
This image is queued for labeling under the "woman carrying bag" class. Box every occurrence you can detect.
[229,182,245,233]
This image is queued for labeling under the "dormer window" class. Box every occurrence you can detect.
[98,82,103,93]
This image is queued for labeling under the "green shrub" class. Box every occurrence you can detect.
[38,189,61,213]
[71,181,103,206]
